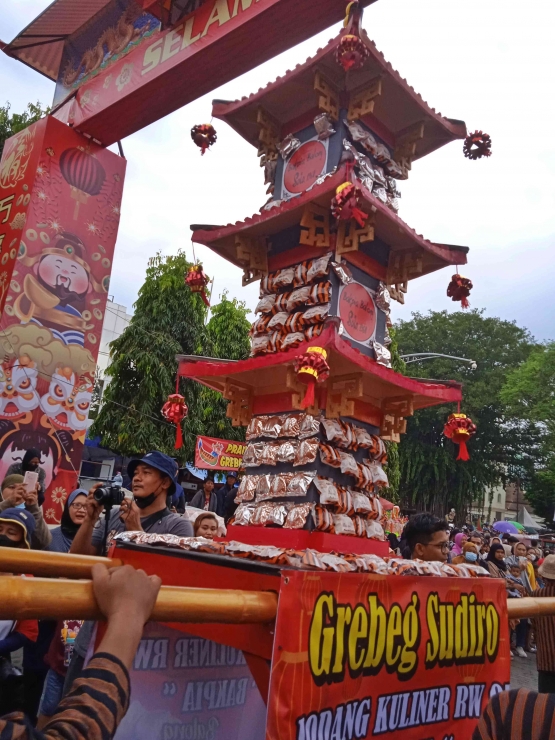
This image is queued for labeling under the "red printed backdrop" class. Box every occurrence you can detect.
[195,435,246,470]
[267,572,511,740]
[113,622,267,740]
[0,115,126,523]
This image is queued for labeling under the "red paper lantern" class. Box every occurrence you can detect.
[294,347,330,408]
[463,131,492,160]
[185,265,210,306]
[447,273,473,309]
[444,412,476,462]
[335,33,369,71]
[331,182,368,228]
[191,123,217,155]
[59,147,106,219]
[162,393,188,449]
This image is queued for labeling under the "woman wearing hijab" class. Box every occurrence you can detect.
[6,448,46,505]
[47,489,88,554]
[452,541,481,566]
[37,489,87,727]
[451,532,467,557]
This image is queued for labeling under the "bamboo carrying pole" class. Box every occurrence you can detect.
[507,597,555,619]
[0,577,278,624]
[0,547,122,579]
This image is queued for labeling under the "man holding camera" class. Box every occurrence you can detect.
[70,451,193,557]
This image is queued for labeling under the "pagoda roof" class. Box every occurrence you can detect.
[177,324,462,416]
[2,0,113,81]
[191,165,468,278]
[212,30,466,161]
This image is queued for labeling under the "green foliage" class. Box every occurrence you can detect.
[0,102,49,158]
[199,292,252,443]
[395,309,538,517]
[90,251,209,462]
[501,343,555,520]
[90,257,252,462]
[383,326,404,501]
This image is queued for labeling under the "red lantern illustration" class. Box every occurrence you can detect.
[59,147,106,219]
[294,346,330,409]
[444,412,476,461]
[191,123,217,155]
[331,182,368,228]
[185,264,210,306]
[463,130,492,160]
[162,393,188,449]
[447,273,473,309]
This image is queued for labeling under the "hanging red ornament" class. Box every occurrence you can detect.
[335,33,369,72]
[463,131,492,160]
[191,123,217,155]
[185,264,210,306]
[335,1,368,72]
[294,347,330,408]
[162,393,188,449]
[331,182,368,227]
[447,273,473,309]
[444,413,476,462]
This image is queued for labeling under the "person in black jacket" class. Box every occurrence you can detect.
[219,472,238,522]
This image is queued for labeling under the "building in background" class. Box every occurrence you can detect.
[81,299,132,485]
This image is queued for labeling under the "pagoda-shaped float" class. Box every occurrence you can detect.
[180,3,466,554]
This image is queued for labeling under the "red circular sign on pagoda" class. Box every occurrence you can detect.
[283,140,327,194]
[338,282,377,343]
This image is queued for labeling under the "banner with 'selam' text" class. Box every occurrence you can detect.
[266,572,511,740]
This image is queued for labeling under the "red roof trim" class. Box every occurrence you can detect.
[178,325,462,404]
[192,165,467,267]
[211,30,466,145]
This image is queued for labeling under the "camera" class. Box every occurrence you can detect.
[93,484,125,507]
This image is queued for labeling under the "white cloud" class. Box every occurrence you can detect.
[2,0,554,340]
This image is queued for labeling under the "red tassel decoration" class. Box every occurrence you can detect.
[162,393,188,449]
[294,347,330,409]
[191,123,217,155]
[185,264,211,306]
[447,274,473,309]
[463,130,492,160]
[331,182,368,227]
[443,412,476,461]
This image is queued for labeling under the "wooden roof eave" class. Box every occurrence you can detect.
[211,31,466,158]
[191,166,467,272]
[178,325,462,412]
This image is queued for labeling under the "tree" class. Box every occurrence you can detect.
[90,255,253,462]
[197,291,252,442]
[500,343,555,520]
[0,102,48,158]
[90,251,209,462]
[394,310,538,518]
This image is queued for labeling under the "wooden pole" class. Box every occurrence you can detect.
[0,548,122,579]
[0,577,278,624]
[507,597,555,619]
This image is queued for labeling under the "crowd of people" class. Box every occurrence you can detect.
[1,451,555,738]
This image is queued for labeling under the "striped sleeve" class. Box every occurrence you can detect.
[472,689,555,740]
[0,653,131,740]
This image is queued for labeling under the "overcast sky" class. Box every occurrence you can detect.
[2,0,554,344]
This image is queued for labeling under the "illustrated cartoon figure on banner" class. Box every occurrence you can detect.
[39,366,93,442]
[0,355,40,423]
[14,231,106,347]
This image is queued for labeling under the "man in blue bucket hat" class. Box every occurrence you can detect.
[70,451,193,557]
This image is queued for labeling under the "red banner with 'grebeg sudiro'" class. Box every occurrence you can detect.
[266,572,511,740]
[195,435,246,470]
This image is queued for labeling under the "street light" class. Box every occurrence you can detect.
[400,353,477,370]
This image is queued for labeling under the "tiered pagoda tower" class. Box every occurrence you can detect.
[179,6,467,554]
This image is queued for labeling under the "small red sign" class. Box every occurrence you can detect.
[338,282,377,342]
[283,139,327,194]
